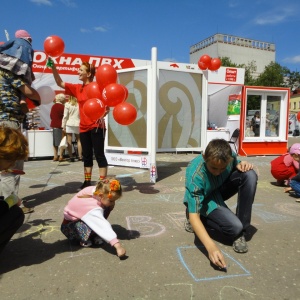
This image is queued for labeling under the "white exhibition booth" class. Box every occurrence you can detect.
[30,48,245,182]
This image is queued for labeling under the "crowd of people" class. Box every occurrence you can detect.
[50,93,66,162]
[1,28,300,269]
[49,57,110,191]
[62,95,82,162]
[50,94,82,163]
[0,29,41,214]
[271,142,300,201]
[0,29,124,258]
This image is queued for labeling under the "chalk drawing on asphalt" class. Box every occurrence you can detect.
[177,245,250,282]
[155,194,182,203]
[275,202,300,217]
[23,224,60,237]
[253,207,293,223]
[165,212,185,229]
[219,285,257,300]
[126,216,166,237]
[230,203,294,223]
[164,283,194,300]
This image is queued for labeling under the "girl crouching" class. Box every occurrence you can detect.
[61,178,126,258]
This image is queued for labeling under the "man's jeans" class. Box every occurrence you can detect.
[289,179,300,197]
[202,169,257,240]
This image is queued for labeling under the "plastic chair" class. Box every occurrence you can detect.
[228,128,240,153]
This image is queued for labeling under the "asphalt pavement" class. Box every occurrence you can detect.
[0,141,299,300]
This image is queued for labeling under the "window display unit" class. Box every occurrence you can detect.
[239,86,290,156]
[25,107,53,158]
[27,129,53,158]
[206,129,230,147]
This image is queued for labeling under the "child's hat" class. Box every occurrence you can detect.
[289,143,300,155]
[15,29,31,40]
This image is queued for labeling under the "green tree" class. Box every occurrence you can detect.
[244,61,257,86]
[255,62,286,87]
[285,70,300,89]
[220,57,300,89]
[220,57,238,68]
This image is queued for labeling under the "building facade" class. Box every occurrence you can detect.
[190,33,276,77]
[290,88,300,113]
[289,89,300,135]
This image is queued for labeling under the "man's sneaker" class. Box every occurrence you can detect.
[79,180,91,190]
[184,218,194,233]
[233,235,248,253]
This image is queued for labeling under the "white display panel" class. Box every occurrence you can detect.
[27,130,53,158]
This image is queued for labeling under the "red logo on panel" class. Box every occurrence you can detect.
[225,68,237,82]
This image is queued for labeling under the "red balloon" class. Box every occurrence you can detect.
[198,54,211,70]
[102,83,127,107]
[96,64,118,89]
[44,35,65,58]
[123,85,129,101]
[198,61,208,70]
[297,112,300,122]
[86,82,102,99]
[209,58,222,71]
[113,102,137,126]
[82,98,106,122]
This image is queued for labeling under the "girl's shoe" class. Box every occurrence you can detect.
[80,180,91,190]
[80,240,92,247]
[276,180,284,186]
[93,236,104,245]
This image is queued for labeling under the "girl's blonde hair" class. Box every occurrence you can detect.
[94,178,122,200]
[55,93,66,103]
[68,96,78,106]
[0,127,29,161]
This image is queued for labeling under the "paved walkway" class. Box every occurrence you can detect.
[0,150,299,300]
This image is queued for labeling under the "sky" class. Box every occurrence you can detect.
[1,0,300,72]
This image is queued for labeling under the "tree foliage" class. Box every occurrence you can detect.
[255,62,285,87]
[220,56,300,89]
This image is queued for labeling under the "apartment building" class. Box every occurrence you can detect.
[190,33,276,77]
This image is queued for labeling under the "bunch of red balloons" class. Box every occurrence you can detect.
[43,35,137,126]
[198,54,222,71]
[82,64,137,125]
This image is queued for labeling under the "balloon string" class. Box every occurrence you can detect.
[95,118,105,134]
